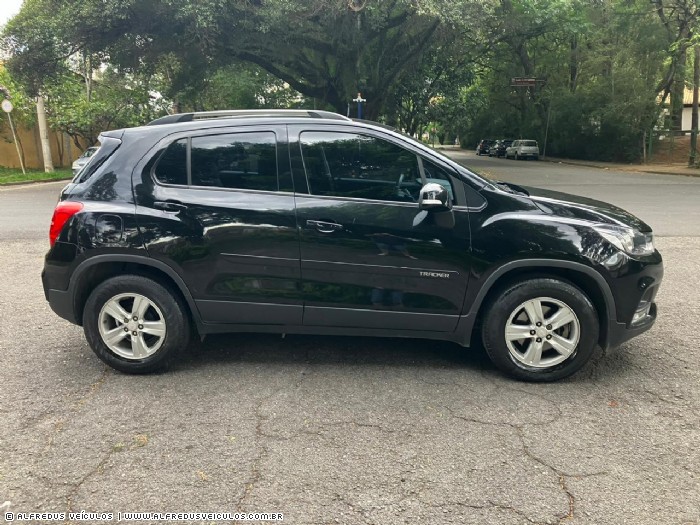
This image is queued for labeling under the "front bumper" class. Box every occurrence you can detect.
[605,302,657,350]
[602,253,663,350]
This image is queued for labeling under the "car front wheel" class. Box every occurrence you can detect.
[481,278,599,381]
[83,275,190,374]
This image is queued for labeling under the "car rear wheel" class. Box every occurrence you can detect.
[83,275,190,373]
[481,278,599,381]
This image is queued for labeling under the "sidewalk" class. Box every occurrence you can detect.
[541,156,700,177]
[434,145,700,177]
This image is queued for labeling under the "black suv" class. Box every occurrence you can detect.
[475,139,493,156]
[490,139,513,158]
[42,110,663,381]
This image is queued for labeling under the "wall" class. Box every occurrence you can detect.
[0,119,85,169]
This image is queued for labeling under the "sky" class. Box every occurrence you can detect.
[0,0,24,25]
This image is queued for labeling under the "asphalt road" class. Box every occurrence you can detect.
[1,162,699,524]
[443,150,700,237]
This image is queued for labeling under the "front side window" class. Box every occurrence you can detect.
[299,132,421,202]
[191,132,278,191]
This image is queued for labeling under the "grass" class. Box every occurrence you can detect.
[0,167,73,185]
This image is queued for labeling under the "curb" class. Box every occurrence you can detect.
[0,176,73,187]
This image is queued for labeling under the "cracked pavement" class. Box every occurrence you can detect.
[1,165,699,524]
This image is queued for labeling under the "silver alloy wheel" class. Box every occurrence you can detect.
[98,293,166,360]
[504,296,580,369]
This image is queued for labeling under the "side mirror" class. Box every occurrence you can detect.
[419,182,452,212]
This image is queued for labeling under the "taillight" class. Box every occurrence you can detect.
[49,201,83,246]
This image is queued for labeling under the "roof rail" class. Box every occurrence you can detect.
[146,109,351,126]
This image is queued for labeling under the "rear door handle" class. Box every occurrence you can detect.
[154,201,188,213]
[306,220,343,233]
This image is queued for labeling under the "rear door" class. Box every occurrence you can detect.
[289,125,472,332]
[133,124,302,326]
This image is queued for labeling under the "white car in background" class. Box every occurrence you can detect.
[505,140,539,160]
[71,146,99,175]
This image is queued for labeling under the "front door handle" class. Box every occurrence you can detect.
[154,201,188,213]
[306,220,343,233]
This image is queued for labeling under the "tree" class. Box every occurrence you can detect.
[44,67,169,148]
[2,0,491,119]
[0,65,36,168]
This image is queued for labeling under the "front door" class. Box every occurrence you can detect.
[289,127,471,332]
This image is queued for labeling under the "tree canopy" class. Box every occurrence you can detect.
[2,0,698,161]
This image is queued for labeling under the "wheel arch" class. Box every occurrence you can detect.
[466,260,615,348]
[69,255,201,333]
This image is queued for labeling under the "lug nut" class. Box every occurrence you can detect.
[124,318,129,323]
[536,322,542,327]
[546,335,552,340]
[133,316,138,321]
[124,327,129,332]
[138,324,143,330]
[530,330,536,335]
[536,337,542,342]
[546,324,552,330]
[132,331,137,336]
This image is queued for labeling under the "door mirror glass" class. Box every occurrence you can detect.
[419,182,452,212]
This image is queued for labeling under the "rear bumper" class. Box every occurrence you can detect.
[47,288,79,324]
[42,269,78,324]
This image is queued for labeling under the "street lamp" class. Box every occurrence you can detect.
[353,92,366,119]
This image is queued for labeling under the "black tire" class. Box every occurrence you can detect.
[83,275,190,374]
[481,278,599,382]
[515,153,520,160]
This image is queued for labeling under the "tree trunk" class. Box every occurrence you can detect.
[36,95,54,172]
[690,45,699,166]
[671,47,687,132]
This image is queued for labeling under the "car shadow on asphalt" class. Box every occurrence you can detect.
[165,333,625,385]
[172,333,496,374]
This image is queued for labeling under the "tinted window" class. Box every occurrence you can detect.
[299,132,420,202]
[75,137,122,184]
[191,132,278,191]
[522,140,538,147]
[154,139,188,185]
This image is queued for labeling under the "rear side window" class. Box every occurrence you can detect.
[521,140,538,147]
[154,139,188,185]
[191,132,278,191]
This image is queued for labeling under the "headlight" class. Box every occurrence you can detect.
[592,224,655,256]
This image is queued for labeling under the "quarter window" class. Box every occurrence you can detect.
[154,139,188,185]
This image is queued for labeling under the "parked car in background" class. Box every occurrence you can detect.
[489,139,513,158]
[71,146,99,175]
[475,139,494,156]
[506,140,539,160]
